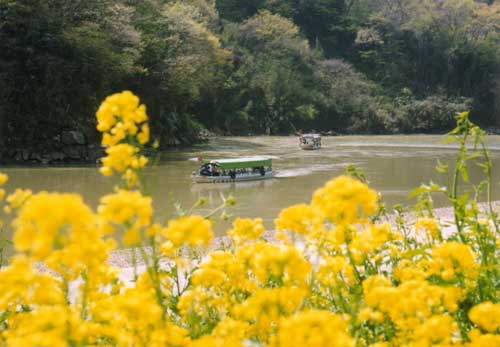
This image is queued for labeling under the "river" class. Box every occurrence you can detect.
[3,135,500,237]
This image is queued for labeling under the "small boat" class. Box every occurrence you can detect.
[192,156,276,183]
[299,133,321,150]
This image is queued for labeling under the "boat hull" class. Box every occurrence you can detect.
[300,143,321,150]
[192,171,276,183]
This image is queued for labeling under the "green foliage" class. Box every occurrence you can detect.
[396,94,473,133]
[214,11,321,134]
[1,0,500,154]
[0,0,138,148]
[134,0,230,144]
[313,59,386,133]
[216,0,266,22]
[352,0,500,127]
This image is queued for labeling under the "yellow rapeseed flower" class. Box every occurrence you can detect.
[162,215,213,248]
[415,217,440,239]
[96,91,150,187]
[317,256,356,287]
[137,123,150,145]
[466,329,500,347]
[429,242,479,282]
[0,255,64,311]
[98,189,153,231]
[232,286,307,339]
[227,217,264,244]
[274,204,321,236]
[349,223,392,263]
[191,251,252,292]
[468,302,500,332]
[311,175,379,225]
[13,192,95,259]
[358,307,384,323]
[6,188,32,209]
[3,305,69,347]
[272,310,355,347]
[96,90,147,137]
[101,143,147,173]
[0,172,8,185]
[237,241,311,287]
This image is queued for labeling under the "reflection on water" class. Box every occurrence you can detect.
[190,179,278,194]
[3,135,500,237]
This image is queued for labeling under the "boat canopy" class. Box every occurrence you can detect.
[202,156,272,169]
[301,133,321,138]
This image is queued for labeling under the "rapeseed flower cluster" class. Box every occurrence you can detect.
[0,94,499,347]
[227,217,264,244]
[97,91,149,187]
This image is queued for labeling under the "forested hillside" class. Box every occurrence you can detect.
[1,0,499,158]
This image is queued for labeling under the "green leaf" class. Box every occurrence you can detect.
[459,164,469,182]
[435,160,449,173]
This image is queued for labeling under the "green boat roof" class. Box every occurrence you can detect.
[301,133,321,138]
[202,156,272,169]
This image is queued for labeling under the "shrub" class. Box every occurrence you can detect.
[397,94,472,133]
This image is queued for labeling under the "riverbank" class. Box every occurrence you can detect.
[12,124,500,166]
[98,200,499,289]
[26,199,499,295]
[107,201,500,270]
[0,128,218,165]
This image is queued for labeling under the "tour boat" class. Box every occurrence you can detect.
[192,156,275,183]
[299,133,321,150]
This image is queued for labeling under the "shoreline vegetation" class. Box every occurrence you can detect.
[26,200,497,303]
[104,200,500,270]
[2,1,500,163]
[6,129,500,166]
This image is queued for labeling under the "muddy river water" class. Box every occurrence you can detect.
[3,135,500,236]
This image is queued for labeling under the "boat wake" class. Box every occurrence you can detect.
[275,168,312,178]
[275,163,347,178]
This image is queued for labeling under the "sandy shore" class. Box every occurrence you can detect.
[27,201,500,295]
[107,201,500,270]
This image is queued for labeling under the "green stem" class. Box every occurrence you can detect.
[80,271,89,320]
[451,132,467,242]
[203,203,226,219]
[480,141,499,236]
[138,240,168,321]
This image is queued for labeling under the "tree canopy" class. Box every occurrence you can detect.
[1,0,499,154]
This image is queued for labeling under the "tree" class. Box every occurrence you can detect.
[133,0,231,144]
[226,11,320,134]
[265,0,356,57]
[350,0,500,125]
[216,0,266,22]
[0,0,138,149]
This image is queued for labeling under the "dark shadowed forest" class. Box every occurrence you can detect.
[1,0,499,156]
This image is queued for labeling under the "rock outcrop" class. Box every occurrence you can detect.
[1,130,104,164]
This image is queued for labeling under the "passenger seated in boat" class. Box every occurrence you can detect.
[259,166,265,176]
[199,163,221,176]
[212,165,221,176]
[200,164,211,176]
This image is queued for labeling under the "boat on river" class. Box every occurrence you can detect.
[192,156,275,183]
[299,133,321,150]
